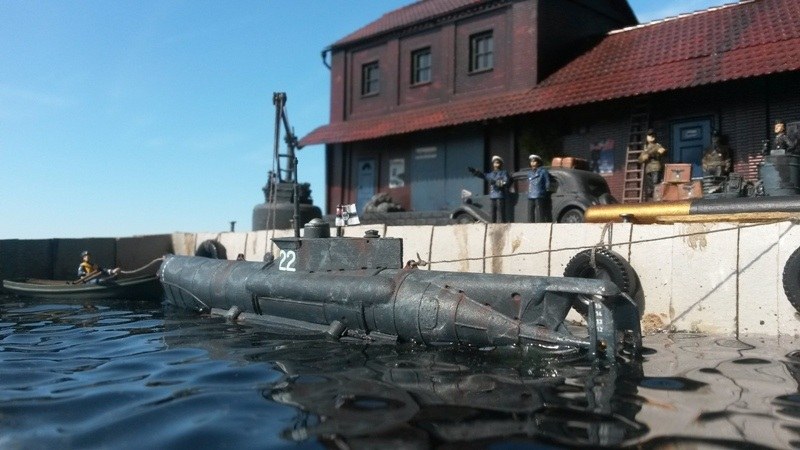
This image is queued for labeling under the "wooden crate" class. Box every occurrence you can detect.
[551,156,589,170]
[654,180,703,201]
[663,163,693,183]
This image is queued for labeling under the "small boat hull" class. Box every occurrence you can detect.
[2,275,163,301]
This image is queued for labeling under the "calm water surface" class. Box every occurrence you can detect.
[2,294,800,449]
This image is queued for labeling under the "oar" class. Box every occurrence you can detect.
[72,270,103,284]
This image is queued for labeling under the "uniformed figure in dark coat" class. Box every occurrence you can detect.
[638,129,667,201]
[773,119,797,154]
[701,131,732,177]
[527,154,552,223]
[468,155,509,223]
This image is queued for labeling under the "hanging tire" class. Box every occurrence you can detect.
[782,246,800,313]
[195,239,227,259]
[564,248,642,316]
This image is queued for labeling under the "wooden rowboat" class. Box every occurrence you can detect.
[1,275,162,300]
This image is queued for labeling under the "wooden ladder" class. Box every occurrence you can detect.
[621,105,650,203]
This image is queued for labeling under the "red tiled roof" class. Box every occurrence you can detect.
[301,0,800,146]
[332,0,485,48]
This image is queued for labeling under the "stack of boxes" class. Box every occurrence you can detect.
[654,163,703,201]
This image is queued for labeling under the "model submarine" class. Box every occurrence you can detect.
[158,219,642,360]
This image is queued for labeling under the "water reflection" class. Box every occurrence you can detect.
[157,303,650,447]
[170,313,800,448]
[5,298,800,449]
[251,345,648,447]
[264,356,647,446]
[634,334,800,449]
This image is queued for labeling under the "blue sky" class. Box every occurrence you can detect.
[0,0,733,239]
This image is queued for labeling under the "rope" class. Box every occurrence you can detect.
[590,221,613,270]
[266,145,279,256]
[420,215,798,266]
[119,257,164,275]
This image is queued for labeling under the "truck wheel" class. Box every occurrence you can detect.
[454,214,476,224]
[564,248,642,316]
[782,246,800,313]
[559,208,585,223]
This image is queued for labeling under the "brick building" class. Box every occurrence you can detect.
[300,0,800,218]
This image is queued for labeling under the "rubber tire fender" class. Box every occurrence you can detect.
[195,239,227,259]
[563,248,641,316]
[782,245,800,313]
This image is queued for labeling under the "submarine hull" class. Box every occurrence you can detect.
[160,259,631,355]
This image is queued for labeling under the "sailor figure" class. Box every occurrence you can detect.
[468,155,509,223]
[527,154,552,223]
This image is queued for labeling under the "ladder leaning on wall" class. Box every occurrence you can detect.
[621,104,650,203]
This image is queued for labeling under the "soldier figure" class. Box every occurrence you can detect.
[469,155,509,223]
[701,131,732,178]
[638,129,668,201]
[772,119,798,154]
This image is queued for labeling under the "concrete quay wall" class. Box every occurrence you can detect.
[0,235,173,281]
[3,221,799,338]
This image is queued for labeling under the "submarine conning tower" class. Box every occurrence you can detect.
[270,218,403,272]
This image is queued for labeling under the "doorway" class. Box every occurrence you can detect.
[670,118,712,178]
[356,158,376,213]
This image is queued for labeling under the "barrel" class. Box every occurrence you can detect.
[758,154,800,196]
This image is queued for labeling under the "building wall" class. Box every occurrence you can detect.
[398,28,447,107]
[348,42,398,118]
[329,51,346,124]
[453,7,511,97]
[327,72,800,212]
[537,0,635,81]
[330,0,637,123]
[719,79,767,181]
[330,129,487,214]
[325,0,800,211]
[551,73,800,200]
[560,104,631,197]
[332,1,532,123]
[326,143,346,212]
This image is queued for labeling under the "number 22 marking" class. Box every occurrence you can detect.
[278,250,296,272]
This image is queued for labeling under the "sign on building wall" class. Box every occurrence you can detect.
[589,139,615,175]
[414,146,438,160]
[389,158,405,188]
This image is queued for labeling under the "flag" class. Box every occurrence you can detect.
[335,204,360,227]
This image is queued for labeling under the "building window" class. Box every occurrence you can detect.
[411,48,431,85]
[469,31,493,73]
[361,61,380,96]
